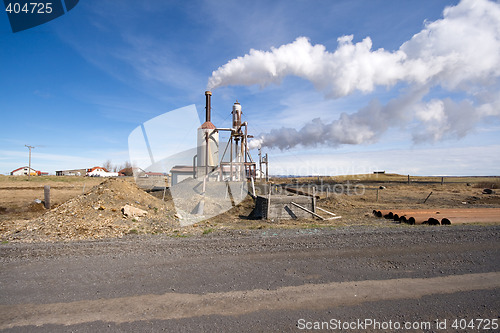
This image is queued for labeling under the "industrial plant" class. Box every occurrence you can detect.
[166,91,266,223]
[167,91,343,223]
[169,91,271,188]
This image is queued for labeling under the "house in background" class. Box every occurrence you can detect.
[118,167,143,177]
[55,167,119,177]
[10,166,47,176]
[86,166,118,177]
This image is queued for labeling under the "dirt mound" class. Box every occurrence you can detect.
[3,178,177,242]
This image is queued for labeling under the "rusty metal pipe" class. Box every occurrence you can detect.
[205,91,212,122]
[374,208,500,225]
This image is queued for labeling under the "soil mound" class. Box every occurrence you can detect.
[5,178,176,242]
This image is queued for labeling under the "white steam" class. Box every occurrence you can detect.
[209,0,500,149]
[250,87,426,150]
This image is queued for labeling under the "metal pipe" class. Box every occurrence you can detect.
[230,137,233,181]
[215,128,235,132]
[316,206,337,216]
[373,208,500,225]
[193,154,197,179]
[205,132,209,177]
[244,124,248,165]
[235,140,239,180]
[265,153,269,182]
[205,91,211,122]
[258,148,262,181]
[290,202,325,220]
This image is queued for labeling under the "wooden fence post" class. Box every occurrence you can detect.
[44,185,50,209]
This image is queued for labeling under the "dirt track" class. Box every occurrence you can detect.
[1,224,499,332]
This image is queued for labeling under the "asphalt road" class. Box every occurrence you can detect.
[1,225,499,332]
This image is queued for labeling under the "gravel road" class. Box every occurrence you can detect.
[1,224,499,332]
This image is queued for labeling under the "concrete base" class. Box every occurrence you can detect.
[253,195,314,220]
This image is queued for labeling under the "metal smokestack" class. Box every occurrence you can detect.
[232,101,242,129]
[205,91,212,122]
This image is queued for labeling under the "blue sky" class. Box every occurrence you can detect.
[1,0,499,176]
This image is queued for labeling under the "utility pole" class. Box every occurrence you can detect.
[25,145,34,180]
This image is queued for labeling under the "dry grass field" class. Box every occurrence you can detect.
[0,174,499,242]
[0,175,102,219]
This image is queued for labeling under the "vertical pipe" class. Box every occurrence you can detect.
[265,153,269,182]
[251,177,256,197]
[244,125,248,179]
[230,137,233,181]
[312,186,316,213]
[193,155,197,179]
[240,140,244,180]
[205,132,209,177]
[244,126,247,163]
[266,184,271,220]
[407,175,410,184]
[205,91,211,122]
[259,147,262,181]
[235,140,239,180]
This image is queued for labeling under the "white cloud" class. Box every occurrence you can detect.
[209,0,500,150]
[413,98,479,142]
[400,0,500,89]
[210,0,500,95]
[249,87,427,150]
[208,35,408,98]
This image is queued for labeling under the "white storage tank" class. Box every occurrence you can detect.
[197,121,219,170]
[232,101,242,129]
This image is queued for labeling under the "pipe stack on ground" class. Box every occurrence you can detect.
[372,208,500,225]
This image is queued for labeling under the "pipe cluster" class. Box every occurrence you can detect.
[372,208,500,226]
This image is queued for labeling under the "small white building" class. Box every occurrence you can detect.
[170,165,195,185]
[11,166,38,176]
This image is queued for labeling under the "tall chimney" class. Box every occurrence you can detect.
[205,91,212,122]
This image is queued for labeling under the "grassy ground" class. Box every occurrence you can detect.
[270,173,500,185]
[0,175,103,184]
[1,174,499,242]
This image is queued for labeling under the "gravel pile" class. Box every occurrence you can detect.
[3,178,178,242]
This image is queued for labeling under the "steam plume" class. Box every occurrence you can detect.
[209,0,500,149]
